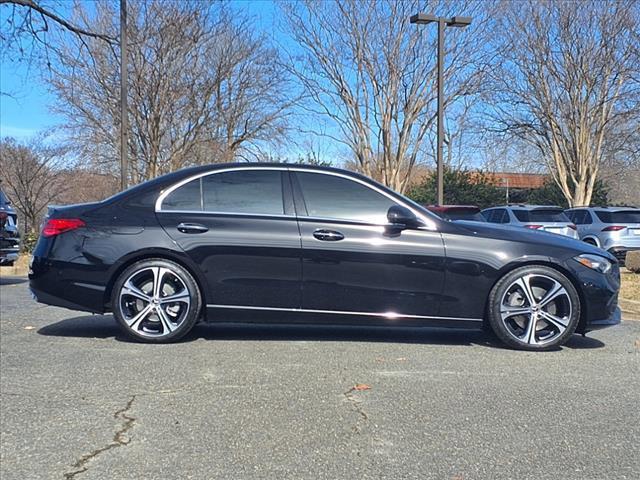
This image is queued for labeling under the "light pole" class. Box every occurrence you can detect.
[120,0,128,190]
[410,13,471,205]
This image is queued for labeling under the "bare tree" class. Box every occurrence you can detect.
[0,136,71,233]
[0,0,115,89]
[47,0,292,183]
[486,0,640,207]
[282,0,493,193]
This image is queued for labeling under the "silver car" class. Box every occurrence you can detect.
[565,206,640,265]
[482,205,579,239]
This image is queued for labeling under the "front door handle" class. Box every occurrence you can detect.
[177,223,209,234]
[313,229,344,241]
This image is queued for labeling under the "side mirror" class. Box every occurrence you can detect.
[386,205,421,229]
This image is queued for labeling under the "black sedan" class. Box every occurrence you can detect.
[29,164,621,350]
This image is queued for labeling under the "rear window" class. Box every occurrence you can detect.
[594,210,640,224]
[513,209,569,222]
[440,209,485,221]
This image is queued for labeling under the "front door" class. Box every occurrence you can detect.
[156,168,301,309]
[291,170,445,317]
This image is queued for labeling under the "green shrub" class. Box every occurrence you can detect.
[21,231,39,254]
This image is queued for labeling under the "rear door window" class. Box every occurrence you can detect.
[513,209,570,222]
[161,169,285,215]
[202,170,284,215]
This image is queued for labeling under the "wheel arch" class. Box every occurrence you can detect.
[582,236,600,247]
[484,260,587,333]
[103,248,210,318]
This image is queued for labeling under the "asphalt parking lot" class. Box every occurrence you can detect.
[1,275,639,480]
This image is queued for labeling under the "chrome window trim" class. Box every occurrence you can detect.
[206,303,482,322]
[155,165,437,230]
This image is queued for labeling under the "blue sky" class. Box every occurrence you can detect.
[0,0,280,140]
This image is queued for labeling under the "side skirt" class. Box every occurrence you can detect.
[205,304,483,329]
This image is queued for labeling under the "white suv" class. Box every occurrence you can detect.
[565,207,640,265]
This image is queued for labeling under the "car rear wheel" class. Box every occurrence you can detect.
[488,266,580,350]
[112,258,202,343]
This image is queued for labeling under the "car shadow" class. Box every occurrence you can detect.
[0,276,27,286]
[37,314,606,350]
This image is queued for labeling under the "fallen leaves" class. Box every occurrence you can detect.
[352,383,371,391]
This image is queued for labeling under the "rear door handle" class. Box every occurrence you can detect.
[313,229,344,241]
[177,223,209,234]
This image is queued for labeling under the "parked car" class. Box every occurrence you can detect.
[482,205,579,239]
[565,206,640,265]
[0,187,20,267]
[424,205,486,222]
[29,164,620,350]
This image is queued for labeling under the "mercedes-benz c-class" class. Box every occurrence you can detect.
[29,164,621,350]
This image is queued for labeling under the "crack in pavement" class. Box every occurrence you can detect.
[63,396,136,480]
[343,386,369,434]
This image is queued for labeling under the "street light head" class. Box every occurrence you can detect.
[447,16,472,27]
[410,13,438,24]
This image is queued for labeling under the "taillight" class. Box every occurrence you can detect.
[602,225,625,232]
[0,211,7,226]
[525,224,543,229]
[568,224,577,230]
[42,218,86,237]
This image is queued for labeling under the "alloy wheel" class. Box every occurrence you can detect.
[500,273,573,346]
[118,266,191,338]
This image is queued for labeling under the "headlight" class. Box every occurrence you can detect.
[574,254,612,273]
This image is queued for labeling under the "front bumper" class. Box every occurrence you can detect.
[0,249,19,264]
[584,306,622,331]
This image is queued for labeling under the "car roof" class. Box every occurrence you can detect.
[425,205,480,212]
[566,206,639,211]
[485,204,563,211]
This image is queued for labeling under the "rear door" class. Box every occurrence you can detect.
[291,170,445,317]
[155,167,302,309]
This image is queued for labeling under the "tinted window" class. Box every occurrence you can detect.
[569,210,589,224]
[203,170,284,215]
[513,209,569,222]
[594,210,640,224]
[486,209,508,223]
[296,172,395,224]
[440,209,485,222]
[163,178,202,211]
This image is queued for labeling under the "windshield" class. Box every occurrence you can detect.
[513,209,569,223]
[594,210,640,224]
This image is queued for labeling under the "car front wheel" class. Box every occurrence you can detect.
[112,258,202,343]
[488,266,580,350]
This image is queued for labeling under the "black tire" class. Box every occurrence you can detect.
[111,258,202,343]
[488,265,580,351]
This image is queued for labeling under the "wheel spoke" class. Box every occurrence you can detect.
[126,304,154,331]
[501,305,532,320]
[156,306,178,334]
[538,281,567,308]
[151,267,168,299]
[159,291,190,305]
[122,280,151,302]
[521,314,538,345]
[515,275,536,306]
[539,311,569,333]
